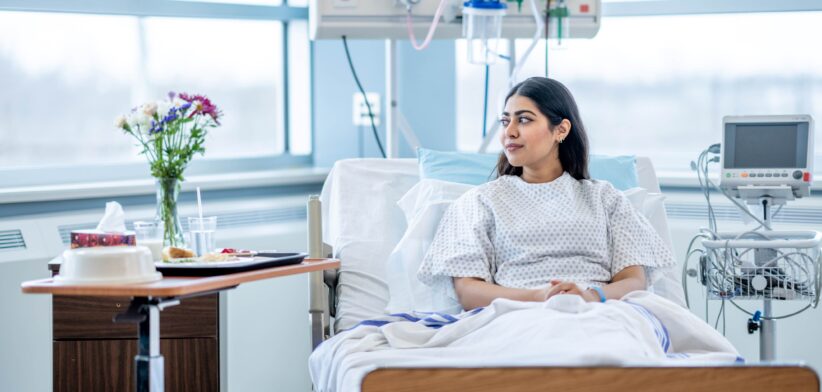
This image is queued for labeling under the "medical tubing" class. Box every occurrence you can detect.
[405,0,448,51]
[544,0,550,77]
[341,36,386,158]
[508,0,545,87]
[700,147,770,229]
[701,154,714,232]
[696,148,719,232]
[490,0,545,125]
[729,300,813,320]
[482,64,490,138]
[713,300,725,331]
[705,157,719,232]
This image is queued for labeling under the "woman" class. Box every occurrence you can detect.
[418,77,675,311]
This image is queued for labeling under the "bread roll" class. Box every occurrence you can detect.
[162,246,196,261]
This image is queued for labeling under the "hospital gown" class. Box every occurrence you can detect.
[417,172,676,300]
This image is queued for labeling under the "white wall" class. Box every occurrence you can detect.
[220,222,313,392]
[0,257,52,392]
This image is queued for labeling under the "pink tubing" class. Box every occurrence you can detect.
[406,0,448,51]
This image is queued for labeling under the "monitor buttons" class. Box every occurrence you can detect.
[765,173,772,177]
[793,170,803,179]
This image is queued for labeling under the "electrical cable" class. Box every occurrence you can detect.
[713,300,724,329]
[341,36,386,158]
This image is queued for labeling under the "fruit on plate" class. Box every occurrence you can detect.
[218,248,256,256]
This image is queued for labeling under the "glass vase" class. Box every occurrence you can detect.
[155,178,186,248]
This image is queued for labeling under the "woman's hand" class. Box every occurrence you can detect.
[539,279,599,302]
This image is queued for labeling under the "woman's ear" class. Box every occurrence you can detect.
[555,119,572,143]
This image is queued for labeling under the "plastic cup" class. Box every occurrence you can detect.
[187,216,217,257]
[133,221,164,261]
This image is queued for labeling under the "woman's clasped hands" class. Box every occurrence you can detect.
[534,279,600,303]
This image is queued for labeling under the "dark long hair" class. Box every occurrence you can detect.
[496,77,590,181]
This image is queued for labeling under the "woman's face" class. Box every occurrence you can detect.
[499,95,562,169]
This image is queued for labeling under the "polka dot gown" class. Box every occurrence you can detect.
[417,172,675,300]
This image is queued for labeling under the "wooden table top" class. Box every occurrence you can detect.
[21,258,339,298]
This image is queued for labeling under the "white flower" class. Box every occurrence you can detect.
[128,112,153,135]
[114,115,127,129]
[156,100,173,119]
[141,102,158,117]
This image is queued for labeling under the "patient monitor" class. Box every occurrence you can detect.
[720,115,815,204]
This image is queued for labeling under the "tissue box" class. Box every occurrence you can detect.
[70,230,136,249]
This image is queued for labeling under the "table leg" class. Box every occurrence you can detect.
[135,302,164,392]
[115,297,179,392]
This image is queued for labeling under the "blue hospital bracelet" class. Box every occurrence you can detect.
[591,286,607,303]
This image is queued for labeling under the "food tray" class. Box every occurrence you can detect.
[155,252,307,276]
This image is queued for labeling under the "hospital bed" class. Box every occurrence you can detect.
[310,157,819,391]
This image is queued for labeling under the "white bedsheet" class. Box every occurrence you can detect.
[309,291,740,392]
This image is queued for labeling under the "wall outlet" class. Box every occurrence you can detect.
[353,92,381,127]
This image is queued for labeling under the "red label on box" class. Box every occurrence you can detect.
[70,230,136,249]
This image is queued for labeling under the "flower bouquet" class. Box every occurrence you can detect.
[115,92,222,247]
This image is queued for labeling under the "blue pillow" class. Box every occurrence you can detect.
[588,154,639,191]
[417,148,638,190]
[417,148,499,186]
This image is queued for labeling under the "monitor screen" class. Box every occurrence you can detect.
[724,122,809,169]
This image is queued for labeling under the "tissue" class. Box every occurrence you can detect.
[70,202,136,249]
[96,201,127,232]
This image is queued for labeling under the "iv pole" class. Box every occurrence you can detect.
[384,39,422,158]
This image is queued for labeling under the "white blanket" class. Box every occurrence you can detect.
[309,291,740,392]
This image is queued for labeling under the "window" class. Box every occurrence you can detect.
[456,11,822,173]
[0,2,310,185]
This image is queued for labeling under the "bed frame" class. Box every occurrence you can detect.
[307,257,820,391]
[306,157,820,390]
[360,366,819,391]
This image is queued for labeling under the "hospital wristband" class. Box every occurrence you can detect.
[589,286,607,303]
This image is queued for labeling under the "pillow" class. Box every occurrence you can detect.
[417,148,497,186]
[386,179,473,314]
[320,158,422,331]
[641,192,686,306]
[417,148,639,190]
[386,179,685,313]
[589,154,639,191]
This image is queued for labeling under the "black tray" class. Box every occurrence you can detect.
[155,252,307,276]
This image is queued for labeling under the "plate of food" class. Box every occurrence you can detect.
[156,247,307,276]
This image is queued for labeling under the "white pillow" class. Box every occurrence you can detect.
[320,159,421,331]
[385,180,472,314]
[386,179,685,313]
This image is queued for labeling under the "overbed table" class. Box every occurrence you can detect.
[21,258,339,392]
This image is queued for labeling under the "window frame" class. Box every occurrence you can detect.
[602,0,822,17]
[0,1,312,189]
